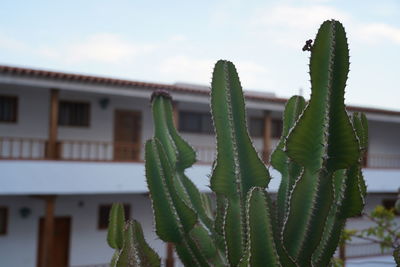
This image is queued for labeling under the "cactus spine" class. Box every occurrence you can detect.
[108,20,368,266]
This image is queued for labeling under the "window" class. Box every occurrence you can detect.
[0,207,8,235]
[179,111,214,134]
[249,118,283,138]
[58,101,90,127]
[382,199,399,215]
[272,119,283,138]
[0,96,18,123]
[98,204,130,229]
[249,118,264,137]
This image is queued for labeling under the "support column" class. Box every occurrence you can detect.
[165,242,175,267]
[46,89,59,159]
[172,101,179,129]
[339,242,346,266]
[39,195,56,267]
[263,111,272,163]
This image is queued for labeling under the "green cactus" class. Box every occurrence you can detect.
[108,19,369,266]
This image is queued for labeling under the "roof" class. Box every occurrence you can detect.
[1,64,399,116]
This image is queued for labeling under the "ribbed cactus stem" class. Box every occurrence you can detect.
[107,19,371,267]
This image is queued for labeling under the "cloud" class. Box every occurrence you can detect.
[248,4,350,48]
[159,56,214,84]
[249,3,400,48]
[159,55,269,89]
[357,23,400,45]
[38,33,156,64]
[253,5,349,30]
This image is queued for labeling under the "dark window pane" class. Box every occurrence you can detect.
[0,96,18,122]
[98,204,131,229]
[179,111,214,134]
[272,119,283,138]
[179,112,201,133]
[201,114,214,134]
[58,101,90,127]
[382,199,399,215]
[249,118,264,137]
[0,207,8,235]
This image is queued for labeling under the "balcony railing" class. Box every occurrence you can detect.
[1,137,400,169]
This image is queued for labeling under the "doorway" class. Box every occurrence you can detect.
[37,217,71,267]
[114,110,142,161]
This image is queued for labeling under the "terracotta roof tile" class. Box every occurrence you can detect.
[0,65,399,116]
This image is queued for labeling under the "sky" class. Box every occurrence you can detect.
[1,0,399,111]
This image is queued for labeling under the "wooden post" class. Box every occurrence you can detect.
[263,111,272,163]
[46,89,59,159]
[172,101,179,128]
[166,242,174,267]
[40,195,56,267]
[339,242,346,266]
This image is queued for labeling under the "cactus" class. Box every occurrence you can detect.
[108,19,369,266]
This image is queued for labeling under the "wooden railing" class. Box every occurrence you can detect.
[0,137,47,159]
[1,137,400,168]
[60,140,114,161]
[367,153,400,169]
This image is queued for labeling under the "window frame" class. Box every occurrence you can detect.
[58,100,91,127]
[0,95,18,123]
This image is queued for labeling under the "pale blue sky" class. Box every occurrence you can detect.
[1,0,399,110]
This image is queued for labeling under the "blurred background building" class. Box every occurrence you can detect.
[0,65,399,266]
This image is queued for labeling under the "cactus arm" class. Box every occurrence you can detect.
[271,96,305,227]
[222,198,244,265]
[189,224,227,266]
[352,112,368,151]
[245,187,280,267]
[285,20,359,172]
[130,220,161,267]
[282,20,360,264]
[147,139,220,266]
[269,200,298,267]
[116,220,161,267]
[312,167,365,265]
[313,113,369,265]
[282,169,334,263]
[145,139,196,241]
[210,60,270,196]
[151,94,213,231]
[311,170,346,266]
[107,203,126,250]
[152,95,196,170]
[178,173,214,229]
[110,251,119,267]
[210,60,270,265]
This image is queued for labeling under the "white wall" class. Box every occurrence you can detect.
[0,194,166,267]
[57,91,154,144]
[0,192,397,267]
[0,84,49,138]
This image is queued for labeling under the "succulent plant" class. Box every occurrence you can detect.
[108,19,368,267]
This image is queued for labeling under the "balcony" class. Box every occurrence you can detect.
[1,137,400,169]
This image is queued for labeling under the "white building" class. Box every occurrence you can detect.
[0,65,399,267]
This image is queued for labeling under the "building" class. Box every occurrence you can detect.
[0,65,399,267]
